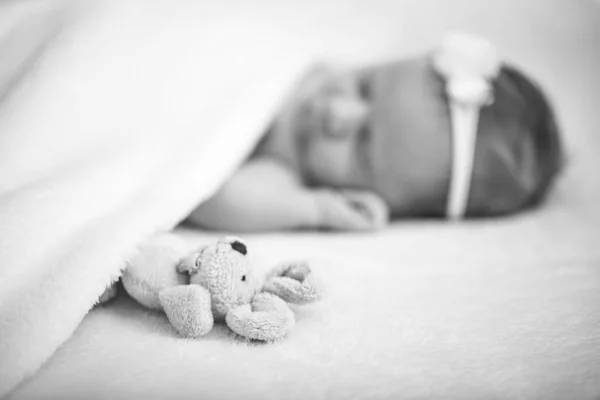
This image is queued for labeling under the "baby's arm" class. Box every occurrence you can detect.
[187,157,389,232]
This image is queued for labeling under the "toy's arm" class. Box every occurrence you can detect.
[186,157,388,232]
[225,293,294,341]
[262,261,322,304]
[159,285,214,338]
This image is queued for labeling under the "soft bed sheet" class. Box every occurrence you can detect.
[11,212,600,400]
[2,0,600,399]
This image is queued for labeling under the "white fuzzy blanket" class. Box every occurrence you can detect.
[1,0,600,399]
[0,1,318,396]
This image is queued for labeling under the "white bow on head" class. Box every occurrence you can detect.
[432,32,501,220]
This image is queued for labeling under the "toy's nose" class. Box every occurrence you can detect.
[230,240,247,255]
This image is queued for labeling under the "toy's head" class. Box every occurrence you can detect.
[178,236,257,320]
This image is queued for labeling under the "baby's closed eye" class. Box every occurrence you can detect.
[357,74,373,101]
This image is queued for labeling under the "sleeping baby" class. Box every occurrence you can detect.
[187,33,564,233]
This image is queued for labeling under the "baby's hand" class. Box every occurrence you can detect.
[313,189,390,231]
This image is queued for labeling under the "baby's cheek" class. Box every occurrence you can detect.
[324,97,369,139]
[304,138,357,187]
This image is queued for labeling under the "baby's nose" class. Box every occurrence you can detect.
[326,97,369,138]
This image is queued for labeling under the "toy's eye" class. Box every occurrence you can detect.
[241,275,246,282]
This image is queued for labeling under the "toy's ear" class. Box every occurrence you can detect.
[176,247,205,275]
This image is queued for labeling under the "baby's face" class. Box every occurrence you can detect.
[281,58,452,215]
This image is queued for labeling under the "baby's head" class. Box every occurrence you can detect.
[274,33,563,219]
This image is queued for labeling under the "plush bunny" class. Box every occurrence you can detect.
[120,234,321,341]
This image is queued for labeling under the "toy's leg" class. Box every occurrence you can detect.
[159,285,214,338]
[263,261,322,304]
[226,293,294,341]
[265,261,312,281]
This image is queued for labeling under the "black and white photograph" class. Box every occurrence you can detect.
[0,0,599,399]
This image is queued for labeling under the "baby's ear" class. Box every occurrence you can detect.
[176,249,203,275]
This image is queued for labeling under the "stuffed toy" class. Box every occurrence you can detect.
[120,234,321,341]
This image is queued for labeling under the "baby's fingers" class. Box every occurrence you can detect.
[315,189,389,231]
[339,190,390,229]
